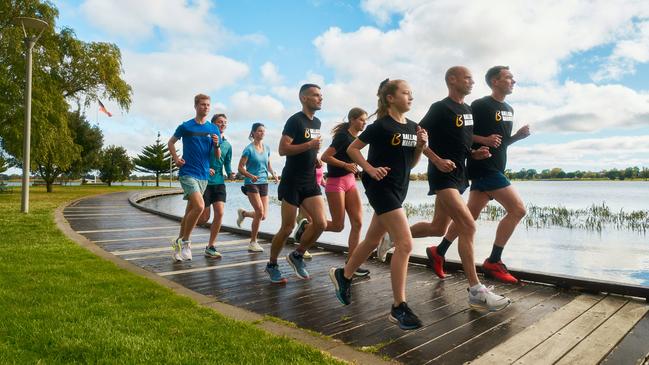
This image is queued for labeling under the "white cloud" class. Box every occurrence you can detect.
[593,20,649,81]
[260,62,283,84]
[227,91,285,123]
[122,52,249,128]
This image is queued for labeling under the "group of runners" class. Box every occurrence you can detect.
[168,64,531,331]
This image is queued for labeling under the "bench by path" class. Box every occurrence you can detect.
[58,190,649,364]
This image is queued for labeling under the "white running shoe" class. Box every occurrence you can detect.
[180,240,192,261]
[248,241,264,252]
[468,284,511,312]
[171,237,183,262]
[377,233,394,262]
[236,208,245,228]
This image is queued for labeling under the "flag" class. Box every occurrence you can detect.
[98,100,112,117]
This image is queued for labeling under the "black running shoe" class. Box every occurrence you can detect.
[353,267,370,277]
[389,302,423,330]
[329,268,352,305]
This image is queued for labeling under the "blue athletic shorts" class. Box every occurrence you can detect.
[470,171,511,192]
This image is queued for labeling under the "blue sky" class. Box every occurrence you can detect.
[50,0,649,174]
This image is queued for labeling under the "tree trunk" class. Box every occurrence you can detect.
[46,181,53,193]
[156,173,160,187]
[107,181,112,187]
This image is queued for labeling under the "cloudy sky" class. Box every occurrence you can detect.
[54,0,649,174]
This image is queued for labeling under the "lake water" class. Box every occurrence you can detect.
[140,180,649,286]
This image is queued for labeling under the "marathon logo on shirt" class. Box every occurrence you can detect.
[495,110,513,122]
[455,114,474,127]
[391,133,417,147]
[304,128,321,139]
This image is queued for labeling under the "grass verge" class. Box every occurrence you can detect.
[0,186,345,364]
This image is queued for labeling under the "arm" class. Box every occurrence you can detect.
[224,145,234,179]
[410,126,427,168]
[267,157,279,184]
[508,124,530,145]
[320,146,357,174]
[347,139,390,181]
[278,134,320,156]
[237,156,258,183]
[422,147,456,173]
[167,136,185,167]
[473,134,502,148]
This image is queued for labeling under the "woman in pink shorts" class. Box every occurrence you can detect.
[321,107,369,276]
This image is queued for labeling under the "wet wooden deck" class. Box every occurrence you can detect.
[62,191,649,364]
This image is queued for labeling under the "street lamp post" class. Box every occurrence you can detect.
[14,17,48,213]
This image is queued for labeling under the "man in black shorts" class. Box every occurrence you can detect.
[415,66,511,311]
[265,84,327,283]
[431,66,530,284]
[197,113,235,258]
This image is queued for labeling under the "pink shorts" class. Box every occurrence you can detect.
[325,173,357,193]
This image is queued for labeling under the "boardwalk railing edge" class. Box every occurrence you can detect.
[129,189,649,302]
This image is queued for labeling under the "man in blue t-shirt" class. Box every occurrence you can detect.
[167,94,221,262]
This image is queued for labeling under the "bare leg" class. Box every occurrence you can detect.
[246,192,264,242]
[269,201,298,262]
[297,195,327,250]
[344,213,386,278]
[344,188,363,255]
[435,189,479,286]
[325,191,346,232]
[489,185,526,247]
[181,191,205,241]
[444,190,490,242]
[207,201,224,246]
[410,195,453,238]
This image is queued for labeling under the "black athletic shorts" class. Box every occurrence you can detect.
[277,180,321,207]
[242,183,268,197]
[361,175,404,215]
[203,184,226,205]
[427,164,468,195]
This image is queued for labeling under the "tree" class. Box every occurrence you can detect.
[0,1,131,191]
[65,111,103,183]
[98,145,133,186]
[133,133,174,187]
[0,153,9,175]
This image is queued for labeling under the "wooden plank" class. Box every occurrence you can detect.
[470,294,602,364]
[514,295,627,364]
[158,251,332,276]
[602,311,649,365]
[556,299,649,365]
[432,290,576,365]
[76,225,178,234]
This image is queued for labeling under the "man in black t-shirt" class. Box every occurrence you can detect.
[433,66,530,284]
[265,84,327,283]
[413,66,511,312]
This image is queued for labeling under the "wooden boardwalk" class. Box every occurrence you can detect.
[62,191,649,364]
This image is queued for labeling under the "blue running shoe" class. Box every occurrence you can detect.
[389,302,423,330]
[265,263,287,284]
[329,268,352,305]
[286,252,310,279]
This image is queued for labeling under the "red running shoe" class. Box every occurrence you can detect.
[426,246,446,279]
[482,259,518,284]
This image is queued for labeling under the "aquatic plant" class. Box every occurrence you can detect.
[401,201,648,233]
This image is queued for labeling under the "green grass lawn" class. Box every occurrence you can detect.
[0,186,345,364]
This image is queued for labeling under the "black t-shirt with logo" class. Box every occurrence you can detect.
[467,96,514,179]
[420,97,473,184]
[358,115,418,203]
[327,129,355,178]
[280,111,321,186]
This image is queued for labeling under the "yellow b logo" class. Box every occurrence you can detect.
[455,115,464,127]
[304,129,311,138]
[495,111,502,122]
[391,133,401,146]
